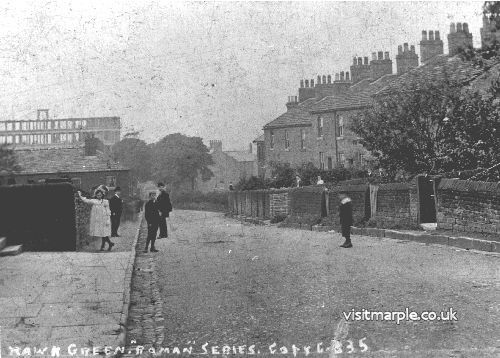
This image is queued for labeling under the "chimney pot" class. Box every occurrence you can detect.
[456,22,462,32]
[372,52,377,61]
[410,45,415,53]
[353,57,357,65]
[364,56,369,64]
[435,30,440,40]
[346,72,350,81]
[463,23,469,33]
[398,45,403,54]
[450,23,456,33]
[322,75,327,84]
[327,74,331,84]
[340,71,345,81]
[429,30,434,40]
[422,30,427,40]
[317,75,321,85]
[403,43,409,52]
[384,51,390,59]
[305,79,309,88]
[358,57,363,65]
[335,73,340,81]
[300,79,304,88]
[378,51,383,60]
[311,79,314,87]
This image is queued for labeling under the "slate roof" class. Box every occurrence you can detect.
[225,151,256,162]
[11,147,128,175]
[263,98,316,129]
[375,55,499,96]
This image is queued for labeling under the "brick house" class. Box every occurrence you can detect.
[194,140,258,192]
[0,140,131,197]
[259,19,491,172]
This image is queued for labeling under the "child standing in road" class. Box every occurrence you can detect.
[78,189,115,251]
[144,191,160,253]
[339,193,353,248]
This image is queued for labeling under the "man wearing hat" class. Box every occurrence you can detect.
[109,186,123,237]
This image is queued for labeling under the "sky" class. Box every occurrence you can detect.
[0,1,485,150]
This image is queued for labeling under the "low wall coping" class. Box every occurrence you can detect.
[438,178,500,194]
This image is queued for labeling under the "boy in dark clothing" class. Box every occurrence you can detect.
[156,182,172,239]
[339,193,353,248]
[144,192,160,253]
[109,187,123,237]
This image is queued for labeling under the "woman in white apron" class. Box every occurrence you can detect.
[78,188,115,251]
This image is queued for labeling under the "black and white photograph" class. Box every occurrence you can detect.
[0,1,499,357]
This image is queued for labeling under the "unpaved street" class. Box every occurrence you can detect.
[131,210,499,357]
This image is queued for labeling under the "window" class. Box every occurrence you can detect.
[60,121,67,129]
[284,130,290,149]
[47,134,52,144]
[47,121,52,130]
[337,152,345,166]
[338,116,344,137]
[21,122,27,131]
[270,130,274,149]
[359,153,365,166]
[317,116,323,137]
[21,135,27,144]
[76,120,81,128]
[328,156,333,170]
[75,133,80,141]
[0,136,5,144]
[6,123,12,131]
[82,120,87,128]
[319,152,325,170]
[0,122,5,131]
[6,136,13,144]
[60,133,67,142]
[67,121,73,129]
[30,122,35,130]
[14,122,20,131]
[14,135,19,144]
[300,129,306,149]
[106,176,116,188]
[54,121,59,129]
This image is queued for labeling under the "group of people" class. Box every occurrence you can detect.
[144,182,172,253]
[77,186,123,251]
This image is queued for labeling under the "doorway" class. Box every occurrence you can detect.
[417,175,436,223]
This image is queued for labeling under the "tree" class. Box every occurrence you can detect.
[0,144,20,175]
[151,133,214,190]
[268,161,295,188]
[351,66,500,179]
[111,138,152,182]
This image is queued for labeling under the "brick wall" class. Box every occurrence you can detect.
[374,182,418,226]
[436,179,500,235]
[269,190,290,217]
[328,184,370,226]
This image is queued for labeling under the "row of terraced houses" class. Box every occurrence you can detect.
[252,15,500,178]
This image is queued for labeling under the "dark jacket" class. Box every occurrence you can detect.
[339,198,353,227]
[156,191,172,217]
[145,200,160,224]
[109,195,123,216]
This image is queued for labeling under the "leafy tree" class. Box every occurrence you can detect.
[0,144,20,175]
[351,65,500,179]
[111,138,152,182]
[151,133,214,190]
[268,161,295,188]
[236,176,268,190]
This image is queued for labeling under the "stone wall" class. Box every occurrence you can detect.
[328,184,370,226]
[75,192,92,251]
[288,186,326,217]
[436,179,500,235]
[374,182,418,226]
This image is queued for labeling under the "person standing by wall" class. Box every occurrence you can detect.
[109,186,123,237]
[144,191,160,253]
[317,176,325,185]
[78,188,115,251]
[339,193,353,248]
[156,182,172,239]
